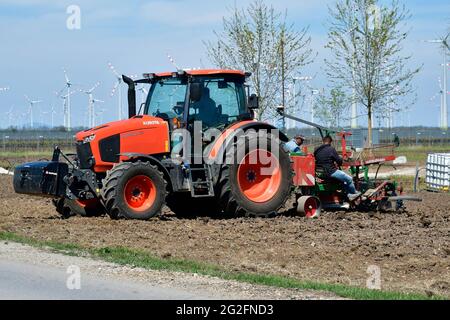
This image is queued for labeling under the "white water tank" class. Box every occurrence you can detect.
[426,153,450,191]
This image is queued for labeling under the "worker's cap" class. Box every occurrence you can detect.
[294,134,305,140]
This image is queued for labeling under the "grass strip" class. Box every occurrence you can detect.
[0,231,444,300]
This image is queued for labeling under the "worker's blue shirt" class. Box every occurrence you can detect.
[285,139,301,153]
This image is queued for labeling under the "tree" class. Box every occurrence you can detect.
[204,0,314,122]
[324,0,421,145]
[315,87,349,128]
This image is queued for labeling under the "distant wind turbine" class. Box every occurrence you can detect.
[81,82,101,128]
[61,68,77,130]
[24,95,42,128]
[5,106,14,128]
[425,33,450,130]
[108,62,124,120]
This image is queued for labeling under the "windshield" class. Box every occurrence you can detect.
[144,78,187,116]
[188,77,246,128]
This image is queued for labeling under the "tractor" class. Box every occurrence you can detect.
[14,70,294,219]
[13,69,420,219]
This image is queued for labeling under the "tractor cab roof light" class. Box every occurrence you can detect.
[172,70,186,78]
[143,73,156,79]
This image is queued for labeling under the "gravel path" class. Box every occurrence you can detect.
[0,241,341,300]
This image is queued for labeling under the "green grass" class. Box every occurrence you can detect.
[0,150,55,159]
[396,145,450,165]
[0,231,444,300]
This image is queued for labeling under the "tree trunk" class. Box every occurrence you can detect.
[367,104,373,147]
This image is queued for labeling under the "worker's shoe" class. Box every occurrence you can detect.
[348,192,362,202]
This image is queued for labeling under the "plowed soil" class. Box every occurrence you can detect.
[0,174,448,297]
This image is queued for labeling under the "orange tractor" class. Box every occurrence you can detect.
[14,70,297,219]
[13,69,419,219]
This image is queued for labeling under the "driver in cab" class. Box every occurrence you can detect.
[190,87,218,127]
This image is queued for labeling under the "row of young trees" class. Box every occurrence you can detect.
[204,0,422,145]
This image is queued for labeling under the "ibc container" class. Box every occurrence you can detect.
[426,153,450,191]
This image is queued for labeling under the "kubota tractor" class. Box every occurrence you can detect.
[13,70,295,219]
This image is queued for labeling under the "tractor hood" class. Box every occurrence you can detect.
[75,115,167,143]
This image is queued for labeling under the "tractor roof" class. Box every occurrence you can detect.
[145,69,247,78]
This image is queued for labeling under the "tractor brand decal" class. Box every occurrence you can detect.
[143,120,160,126]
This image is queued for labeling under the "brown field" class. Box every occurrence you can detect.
[0,173,449,297]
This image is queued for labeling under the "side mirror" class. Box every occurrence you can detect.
[248,94,259,110]
[190,83,203,102]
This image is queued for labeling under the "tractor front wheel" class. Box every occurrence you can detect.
[101,161,167,220]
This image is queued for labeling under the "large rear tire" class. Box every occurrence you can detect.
[52,198,104,218]
[216,131,293,217]
[101,161,167,220]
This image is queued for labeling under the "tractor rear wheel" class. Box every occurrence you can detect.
[101,161,167,220]
[217,131,293,217]
[52,198,104,218]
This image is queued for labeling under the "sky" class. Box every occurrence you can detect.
[0,0,449,129]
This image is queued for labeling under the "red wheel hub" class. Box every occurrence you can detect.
[123,175,156,212]
[303,197,319,218]
[237,149,281,203]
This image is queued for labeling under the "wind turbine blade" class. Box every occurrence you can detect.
[93,99,104,103]
[63,68,71,84]
[108,62,121,78]
[444,32,450,44]
[110,80,120,96]
[89,82,101,93]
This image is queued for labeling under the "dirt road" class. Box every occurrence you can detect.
[0,175,448,297]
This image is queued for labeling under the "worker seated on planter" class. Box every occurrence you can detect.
[285,134,306,155]
[314,135,361,201]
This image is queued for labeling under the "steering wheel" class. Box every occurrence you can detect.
[173,105,184,115]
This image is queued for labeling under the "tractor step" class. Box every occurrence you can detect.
[188,166,215,198]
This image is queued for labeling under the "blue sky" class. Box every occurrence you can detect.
[0,0,449,129]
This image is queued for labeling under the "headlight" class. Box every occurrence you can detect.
[83,134,96,143]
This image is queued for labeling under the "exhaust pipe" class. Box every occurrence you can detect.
[122,75,136,118]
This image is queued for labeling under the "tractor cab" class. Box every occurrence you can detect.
[136,70,257,132]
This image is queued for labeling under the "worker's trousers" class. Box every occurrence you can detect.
[330,170,357,195]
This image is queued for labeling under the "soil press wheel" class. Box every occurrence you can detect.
[101,161,167,220]
[297,196,321,219]
[217,131,293,217]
